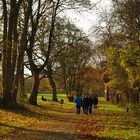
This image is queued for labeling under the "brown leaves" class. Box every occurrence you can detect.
[0,98,140,139]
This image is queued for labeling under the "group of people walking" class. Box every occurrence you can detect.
[74,95,98,115]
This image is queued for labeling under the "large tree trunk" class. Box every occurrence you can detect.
[51,83,58,102]
[11,0,32,105]
[26,0,60,104]
[2,0,31,107]
[2,0,19,107]
[19,63,26,101]
[29,72,40,105]
[47,64,58,102]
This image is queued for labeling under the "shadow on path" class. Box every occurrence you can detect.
[0,122,119,140]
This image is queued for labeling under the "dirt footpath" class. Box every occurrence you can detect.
[1,104,98,140]
[2,102,137,140]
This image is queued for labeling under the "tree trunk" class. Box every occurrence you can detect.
[29,72,40,105]
[125,89,130,103]
[52,84,58,102]
[19,63,26,101]
[115,94,120,104]
[11,0,32,104]
[106,86,110,101]
[48,75,58,101]
[2,0,17,107]
[131,90,139,104]
[2,0,31,107]
[47,64,58,102]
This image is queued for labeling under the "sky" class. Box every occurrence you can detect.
[64,0,112,41]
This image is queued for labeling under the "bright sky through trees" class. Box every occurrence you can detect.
[64,0,112,40]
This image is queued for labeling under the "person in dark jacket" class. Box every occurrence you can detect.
[89,96,94,114]
[84,96,90,115]
[93,95,98,109]
[81,96,85,114]
[74,95,82,114]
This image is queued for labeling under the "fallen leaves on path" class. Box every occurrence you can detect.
[0,101,140,140]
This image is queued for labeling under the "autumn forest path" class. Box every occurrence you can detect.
[1,100,140,140]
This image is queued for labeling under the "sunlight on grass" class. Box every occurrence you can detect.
[98,97,124,112]
[37,93,75,109]
[98,103,124,112]
[103,127,140,140]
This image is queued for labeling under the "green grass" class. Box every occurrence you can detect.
[97,97,140,140]
[103,127,140,140]
[37,93,75,109]
[98,102,124,112]
[129,104,140,115]
[37,93,69,102]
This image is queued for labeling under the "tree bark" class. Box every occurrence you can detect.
[106,86,110,101]
[2,0,21,107]
[47,64,58,102]
[19,63,26,100]
[2,0,7,100]
[131,90,139,104]
[12,0,32,104]
[29,72,40,105]
[26,0,60,104]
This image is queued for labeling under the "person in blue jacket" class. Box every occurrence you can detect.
[74,95,82,114]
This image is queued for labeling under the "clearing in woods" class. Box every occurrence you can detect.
[0,96,140,140]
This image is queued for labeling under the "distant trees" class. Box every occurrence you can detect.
[93,0,140,104]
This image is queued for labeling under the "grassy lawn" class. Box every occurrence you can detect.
[96,98,140,140]
[37,93,75,109]
[98,97,125,112]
